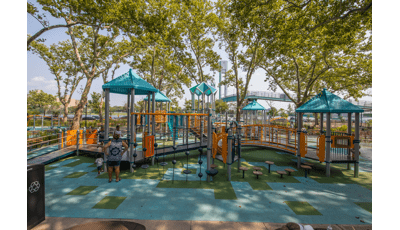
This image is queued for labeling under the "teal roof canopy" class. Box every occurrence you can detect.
[189,82,217,96]
[295,89,364,113]
[242,100,266,111]
[102,69,158,95]
[144,91,171,102]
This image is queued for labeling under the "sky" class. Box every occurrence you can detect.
[27,1,372,111]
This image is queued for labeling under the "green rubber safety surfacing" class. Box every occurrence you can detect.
[92,196,127,209]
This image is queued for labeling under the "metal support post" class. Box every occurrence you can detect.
[326,112,331,177]
[76,130,80,156]
[354,113,360,177]
[227,128,233,181]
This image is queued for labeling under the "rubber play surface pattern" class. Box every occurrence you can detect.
[43,148,372,225]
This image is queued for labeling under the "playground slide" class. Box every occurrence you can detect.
[167,122,178,140]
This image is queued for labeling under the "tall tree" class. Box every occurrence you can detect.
[27,0,146,48]
[216,0,269,122]
[65,25,137,129]
[30,40,83,122]
[229,0,372,108]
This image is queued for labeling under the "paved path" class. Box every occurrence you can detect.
[32,217,372,230]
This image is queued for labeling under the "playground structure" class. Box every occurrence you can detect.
[28,69,365,179]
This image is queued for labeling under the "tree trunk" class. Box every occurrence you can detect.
[314,113,319,126]
[71,77,94,129]
[63,105,68,123]
[99,96,104,123]
[236,107,241,123]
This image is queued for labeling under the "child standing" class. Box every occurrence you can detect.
[95,153,104,175]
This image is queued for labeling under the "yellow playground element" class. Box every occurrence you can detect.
[270,117,289,123]
[316,135,325,162]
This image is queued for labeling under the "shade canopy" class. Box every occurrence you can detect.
[189,82,217,96]
[242,100,266,111]
[143,91,171,102]
[295,88,364,113]
[102,69,158,95]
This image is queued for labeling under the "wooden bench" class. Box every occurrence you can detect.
[284,168,295,176]
[301,165,312,178]
[253,171,263,179]
[265,161,274,173]
[239,166,249,178]
[253,166,262,171]
[277,170,287,178]
[303,162,314,168]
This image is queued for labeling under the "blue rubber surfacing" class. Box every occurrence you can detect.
[43,155,372,225]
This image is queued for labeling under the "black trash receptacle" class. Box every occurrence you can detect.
[27,164,45,230]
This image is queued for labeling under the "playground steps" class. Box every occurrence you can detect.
[189,127,207,141]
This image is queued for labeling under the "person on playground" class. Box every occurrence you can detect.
[114,125,122,136]
[94,153,104,175]
[103,133,128,182]
[97,126,105,148]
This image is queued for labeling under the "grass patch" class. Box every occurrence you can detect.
[45,165,57,171]
[157,180,237,200]
[92,196,126,209]
[180,168,197,174]
[64,172,88,178]
[67,186,98,195]
[355,202,372,213]
[248,181,273,190]
[284,201,322,215]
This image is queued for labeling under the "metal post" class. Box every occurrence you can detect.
[127,94,130,140]
[130,89,135,173]
[76,129,80,156]
[51,115,53,129]
[347,113,352,170]
[41,115,44,131]
[227,128,233,181]
[83,129,86,147]
[152,92,156,136]
[320,113,324,133]
[33,115,36,130]
[64,130,67,149]
[326,112,331,177]
[104,88,110,170]
[354,113,360,177]
[207,109,212,182]
[147,93,151,134]
[151,92,156,166]
[237,125,242,172]
[200,115,204,145]
[297,112,302,169]
[186,115,189,145]
[58,132,62,150]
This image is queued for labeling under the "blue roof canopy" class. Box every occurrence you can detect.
[144,91,171,102]
[189,82,217,96]
[102,69,158,95]
[242,100,266,111]
[295,89,364,113]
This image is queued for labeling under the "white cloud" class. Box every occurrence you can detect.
[28,76,59,92]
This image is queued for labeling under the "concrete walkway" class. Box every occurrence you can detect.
[32,217,372,230]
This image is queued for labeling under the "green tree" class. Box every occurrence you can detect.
[65,25,138,129]
[27,0,149,48]
[27,90,60,116]
[30,40,83,122]
[227,0,372,131]
[88,92,102,115]
[215,100,229,114]
[216,0,268,122]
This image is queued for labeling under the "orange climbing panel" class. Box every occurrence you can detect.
[66,130,77,146]
[144,135,155,158]
[86,130,98,144]
[316,135,325,162]
[212,129,228,163]
[300,132,307,157]
[331,135,354,149]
